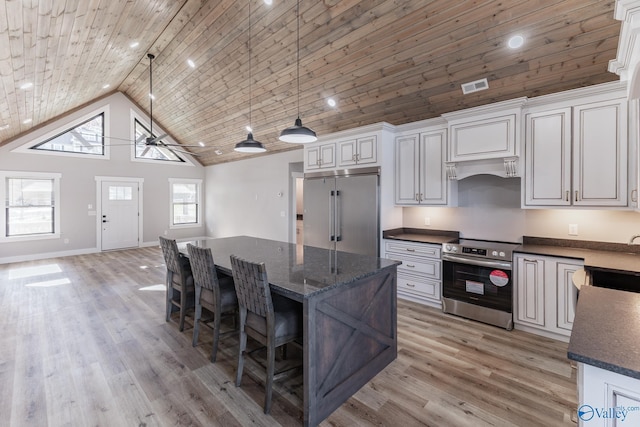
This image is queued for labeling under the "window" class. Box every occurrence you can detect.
[2,172,61,241]
[169,179,201,228]
[134,119,184,162]
[31,113,104,155]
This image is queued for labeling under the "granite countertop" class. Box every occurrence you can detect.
[516,237,640,274]
[568,286,640,379]
[383,227,459,245]
[178,236,400,301]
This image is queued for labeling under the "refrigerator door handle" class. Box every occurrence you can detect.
[330,190,335,241]
[335,190,342,241]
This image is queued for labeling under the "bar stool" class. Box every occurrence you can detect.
[187,243,238,362]
[159,236,195,331]
[229,254,302,414]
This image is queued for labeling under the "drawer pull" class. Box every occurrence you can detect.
[406,248,415,252]
[406,264,415,268]
[405,283,415,287]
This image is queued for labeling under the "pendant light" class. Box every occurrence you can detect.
[235,0,266,153]
[279,0,317,144]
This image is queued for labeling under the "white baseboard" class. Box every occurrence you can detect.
[0,247,100,265]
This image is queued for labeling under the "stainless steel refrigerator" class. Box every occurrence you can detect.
[303,167,379,256]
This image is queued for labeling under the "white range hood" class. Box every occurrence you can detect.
[445,156,519,180]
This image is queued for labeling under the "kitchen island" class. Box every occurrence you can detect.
[178,236,400,426]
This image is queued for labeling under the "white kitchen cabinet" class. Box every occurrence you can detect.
[578,363,640,427]
[394,127,455,206]
[514,253,582,341]
[305,142,336,170]
[383,239,442,307]
[524,97,628,207]
[337,135,377,167]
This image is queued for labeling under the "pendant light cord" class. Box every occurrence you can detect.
[248,0,252,130]
[296,0,300,118]
[149,54,153,136]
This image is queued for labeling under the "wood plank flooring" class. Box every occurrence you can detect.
[0,247,577,426]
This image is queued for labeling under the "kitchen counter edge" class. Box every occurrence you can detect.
[382,228,459,245]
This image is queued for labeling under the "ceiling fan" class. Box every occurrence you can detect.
[109,53,204,157]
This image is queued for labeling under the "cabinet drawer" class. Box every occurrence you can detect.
[386,253,441,279]
[397,273,441,301]
[384,241,441,259]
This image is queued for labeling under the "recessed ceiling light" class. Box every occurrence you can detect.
[23,118,32,124]
[507,35,524,49]
[327,98,337,107]
[149,93,155,100]
[20,82,33,90]
[102,84,110,89]
[130,41,139,48]
[264,0,273,5]
[198,141,205,147]
[187,59,195,68]
[214,149,223,155]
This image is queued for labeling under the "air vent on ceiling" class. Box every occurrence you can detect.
[461,78,489,94]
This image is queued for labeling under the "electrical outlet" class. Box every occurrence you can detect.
[424,217,431,226]
[569,224,578,236]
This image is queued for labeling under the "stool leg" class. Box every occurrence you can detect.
[264,336,275,414]
[211,304,222,362]
[192,287,202,346]
[165,271,173,322]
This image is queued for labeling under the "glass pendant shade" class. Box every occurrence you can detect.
[234,133,266,153]
[279,117,317,143]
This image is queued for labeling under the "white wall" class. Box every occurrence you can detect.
[205,149,303,242]
[0,92,205,262]
[402,174,640,243]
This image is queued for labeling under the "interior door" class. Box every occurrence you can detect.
[101,181,139,250]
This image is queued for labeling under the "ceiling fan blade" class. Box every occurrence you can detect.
[170,148,200,157]
[160,143,207,148]
[136,134,148,144]
[147,133,168,144]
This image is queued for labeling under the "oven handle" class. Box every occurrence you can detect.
[442,254,512,270]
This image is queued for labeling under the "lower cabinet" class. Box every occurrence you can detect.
[577,363,640,427]
[383,239,442,308]
[514,253,581,341]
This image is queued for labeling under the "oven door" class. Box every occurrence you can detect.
[442,255,513,312]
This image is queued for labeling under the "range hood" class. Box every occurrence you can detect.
[445,156,519,180]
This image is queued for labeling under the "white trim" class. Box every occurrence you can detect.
[168,178,202,229]
[129,110,195,166]
[0,247,100,265]
[12,106,111,160]
[0,171,62,243]
[95,176,144,251]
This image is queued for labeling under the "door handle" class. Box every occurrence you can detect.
[329,190,335,241]
[102,220,108,223]
[335,190,342,241]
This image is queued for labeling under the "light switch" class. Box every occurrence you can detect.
[569,224,578,236]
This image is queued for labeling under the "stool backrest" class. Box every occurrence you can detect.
[159,236,181,274]
[230,254,272,318]
[187,244,220,292]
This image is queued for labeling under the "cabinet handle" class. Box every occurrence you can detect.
[523,258,538,263]
[406,264,415,268]
[565,191,569,201]
[406,248,415,252]
[415,193,419,201]
[420,193,424,201]
[575,190,579,202]
[632,189,638,203]
[405,283,415,288]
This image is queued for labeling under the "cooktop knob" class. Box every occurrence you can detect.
[492,251,498,256]
[499,251,506,257]
[445,245,452,251]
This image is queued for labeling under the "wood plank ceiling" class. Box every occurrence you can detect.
[0,0,621,166]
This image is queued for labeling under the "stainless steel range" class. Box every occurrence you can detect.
[442,239,520,330]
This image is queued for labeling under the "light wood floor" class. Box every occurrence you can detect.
[0,247,577,426]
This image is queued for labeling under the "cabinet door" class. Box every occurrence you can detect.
[356,136,377,164]
[573,99,628,206]
[395,134,420,205]
[515,255,546,327]
[319,143,336,168]
[524,108,572,206]
[419,129,448,205]
[306,146,321,170]
[449,114,516,162]
[556,262,579,332]
[338,139,357,167]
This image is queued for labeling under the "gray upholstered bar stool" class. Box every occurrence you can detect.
[159,236,195,331]
[187,243,238,362]
[229,254,303,414]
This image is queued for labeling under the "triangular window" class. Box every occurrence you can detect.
[31,113,104,155]
[134,119,184,162]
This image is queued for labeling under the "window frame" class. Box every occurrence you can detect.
[1,171,62,242]
[130,110,194,166]
[169,178,202,229]
[12,107,111,159]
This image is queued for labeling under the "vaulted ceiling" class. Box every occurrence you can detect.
[0,0,622,166]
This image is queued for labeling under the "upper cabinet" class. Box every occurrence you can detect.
[524,87,629,208]
[305,142,336,170]
[337,136,377,167]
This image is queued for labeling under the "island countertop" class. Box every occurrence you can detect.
[568,286,640,380]
[178,235,401,302]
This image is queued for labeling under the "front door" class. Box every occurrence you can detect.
[101,181,139,250]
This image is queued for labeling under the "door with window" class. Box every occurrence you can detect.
[101,181,139,250]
